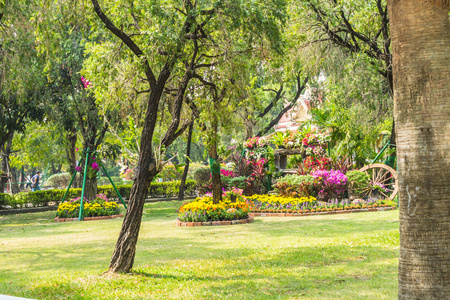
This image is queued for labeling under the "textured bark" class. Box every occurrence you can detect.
[84,176,98,201]
[66,128,78,188]
[1,132,16,193]
[208,93,223,204]
[92,0,206,273]
[178,121,194,200]
[10,167,19,194]
[208,142,222,205]
[108,167,154,273]
[108,83,170,273]
[387,1,450,298]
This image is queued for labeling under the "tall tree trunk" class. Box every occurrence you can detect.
[66,128,78,188]
[10,167,19,194]
[84,176,98,200]
[178,121,194,200]
[80,144,98,201]
[1,132,15,193]
[19,166,26,190]
[108,84,166,273]
[208,111,222,204]
[387,1,450,298]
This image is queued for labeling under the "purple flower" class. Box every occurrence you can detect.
[92,157,96,160]
[75,166,82,172]
[92,162,99,171]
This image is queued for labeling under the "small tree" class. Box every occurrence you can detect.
[87,0,286,272]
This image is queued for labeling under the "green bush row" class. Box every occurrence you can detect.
[0,180,196,209]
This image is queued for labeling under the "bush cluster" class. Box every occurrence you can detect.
[0,180,196,209]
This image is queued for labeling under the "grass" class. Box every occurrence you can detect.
[0,201,399,299]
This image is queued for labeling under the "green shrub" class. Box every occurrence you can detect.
[0,193,13,207]
[46,173,75,189]
[186,162,207,180]
[193,167,211,185]
[230,177,247,189]
[346,170,370,197]
[157,164,183,181]
[276,174,314,186]
[97,176,123,186]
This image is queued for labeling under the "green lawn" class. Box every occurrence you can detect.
[0,201,399,299]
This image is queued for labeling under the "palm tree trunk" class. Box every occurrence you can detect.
[388,1,450,298]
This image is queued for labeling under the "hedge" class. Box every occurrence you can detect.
[0,180,196,209]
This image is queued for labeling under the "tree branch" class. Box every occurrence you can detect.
[257,85,285,118]
[256,75,308,137]
[90,0,157,89]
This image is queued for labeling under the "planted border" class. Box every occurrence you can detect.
[175,216,254,227]
[55,213,124,222]
[249,206,396,217]
[0,180,196,209]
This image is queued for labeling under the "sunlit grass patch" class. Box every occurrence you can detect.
[0,201,398,299]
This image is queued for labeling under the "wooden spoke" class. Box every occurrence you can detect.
[359,163,399,201]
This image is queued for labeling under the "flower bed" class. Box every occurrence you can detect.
[56,194,120,219]
[55,213,124,222]
[246,194,397,214]
[177,197,250,223]
[246,194,317,212]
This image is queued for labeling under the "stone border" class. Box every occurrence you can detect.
[55,213,124,222]
[175,216,254,227]
[249,206,396,217]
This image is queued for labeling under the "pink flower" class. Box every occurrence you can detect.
[81,76,92,89]
[92,162,99,171]
[75,166,82,172]
[76,148,79,152]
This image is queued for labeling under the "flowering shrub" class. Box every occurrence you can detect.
[244,137,269,160]
[244,136,268,149]
[302,132,330,148]
[220,169,234,177]
[301,156,332,174]
[244,158,268,195]
[178,197,249,222]
[56,194,120,218]
[274,175,315,197]
[74,156,100,178]
[223,187,243,199]
[121,169,134,181]
[312,170,348,201]
[371,181,389,193]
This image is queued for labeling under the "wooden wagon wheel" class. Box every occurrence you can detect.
[359,163,399,201]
